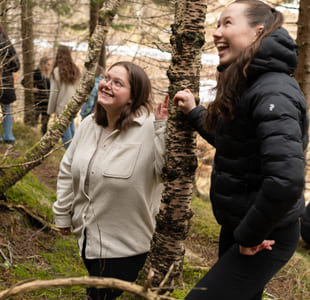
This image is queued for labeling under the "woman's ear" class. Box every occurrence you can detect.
[255,25,264,38]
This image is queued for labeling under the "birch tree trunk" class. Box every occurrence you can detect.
[142,0,208,288]
[21,0,35,126]
[90,0,106,69]
[0,0,123,195]
[295,0,310,200]
[295,0,310,104]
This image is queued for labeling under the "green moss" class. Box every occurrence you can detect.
[171,259,208,299]
[190,196,220,243]
[6,172,55,222]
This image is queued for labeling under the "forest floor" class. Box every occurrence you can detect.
[0,123,310,299]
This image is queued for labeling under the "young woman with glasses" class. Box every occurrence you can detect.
[53,61,168,300]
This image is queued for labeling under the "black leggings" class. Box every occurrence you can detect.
[82,252,147,300]
[185,220,300,300]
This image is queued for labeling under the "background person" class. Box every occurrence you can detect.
[80,65,104,120]
[173,1,308,299]
[53,61,168,300]
[0,24,20,144]
[22,56,52,135]
[47,45,80,149]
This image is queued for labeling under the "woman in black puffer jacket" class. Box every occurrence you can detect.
[173,1,308,299]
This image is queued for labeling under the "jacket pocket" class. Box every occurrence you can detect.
[102,143,141,178]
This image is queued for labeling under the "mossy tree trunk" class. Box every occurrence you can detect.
[90,0,107,70]
[142,0,208,288]
[21,0,35,126]
[0,0,123,195]
[295,0,310,105]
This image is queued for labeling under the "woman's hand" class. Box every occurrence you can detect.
[155,94,169,121]
[173,89,196,115]
[239,240,275,256]
[59,227,71,236]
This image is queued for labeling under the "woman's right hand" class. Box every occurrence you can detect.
[173,89,197,115]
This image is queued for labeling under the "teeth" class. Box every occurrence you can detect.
[216,42,228,48]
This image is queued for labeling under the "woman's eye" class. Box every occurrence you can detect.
[114,80,122,87]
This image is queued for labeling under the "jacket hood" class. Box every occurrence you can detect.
[247,27,298,77]
[217,27,299,77]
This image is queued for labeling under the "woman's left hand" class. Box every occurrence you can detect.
[239,240,275,256]
[155,94,169,121]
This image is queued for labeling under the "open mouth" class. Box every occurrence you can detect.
[216,42,229,55]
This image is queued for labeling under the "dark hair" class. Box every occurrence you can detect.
[205,0,283,131]
[94,61,153,130]
[52,45,80,85]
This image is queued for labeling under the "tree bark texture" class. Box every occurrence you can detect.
[90,0,107,69]
[0,0,123,194]
[21,0,35,126]
[295,0,310,105]
[143,0,207,288]
[0,0,8,31]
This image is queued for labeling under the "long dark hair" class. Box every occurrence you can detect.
[205,0,283,131]
[94,61,153,130]
[52,45,80,85]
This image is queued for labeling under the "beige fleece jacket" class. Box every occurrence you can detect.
[53,112,166,259]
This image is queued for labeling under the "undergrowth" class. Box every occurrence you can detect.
[0,123,310,299]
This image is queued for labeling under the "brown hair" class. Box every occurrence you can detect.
[94,61,153,130]
[205,0,284,131]
[52,45,80,85]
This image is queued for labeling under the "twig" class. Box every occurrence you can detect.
[0,242,13,266]
[143,268,154,293]
[0,144,15,164]
[0,276,170,300]
[0,141,70,169]
[158,263,174,290]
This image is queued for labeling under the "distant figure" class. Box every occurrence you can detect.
[22,56,52,135]
[301,203,310,246]
[53,61,168,300]
[80,65,104,120]
[48,45,80,149]
[0,24,20,144]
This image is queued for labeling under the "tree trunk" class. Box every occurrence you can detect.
[295,0,310,105]
[0,0,8,31]
[142,0,208,288]
[0,0,123,195]
[21,0,35,126]
[90,0,106,70]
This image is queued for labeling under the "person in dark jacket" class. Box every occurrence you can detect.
[173,1,308,299]
[22,56,52,134]
[301,202,310,246]
[0,24,20,144]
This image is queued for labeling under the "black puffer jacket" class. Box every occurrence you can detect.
[188,27,308,247]
[0,33,20,104]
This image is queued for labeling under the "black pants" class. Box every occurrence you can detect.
[185,220,300,300]
[82,251,147,300]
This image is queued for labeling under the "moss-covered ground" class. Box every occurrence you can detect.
[0,123,309,299]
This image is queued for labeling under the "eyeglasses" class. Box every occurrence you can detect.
[102,75,130,91]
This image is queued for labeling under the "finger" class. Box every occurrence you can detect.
[163,94,169,107]
[156,103,162,114]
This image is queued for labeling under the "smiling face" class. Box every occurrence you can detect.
[213,3,263,65]
[97,65,132,118]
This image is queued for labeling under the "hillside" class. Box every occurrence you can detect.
[0,123,310,299]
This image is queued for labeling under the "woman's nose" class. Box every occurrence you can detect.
[213,27,222,38]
